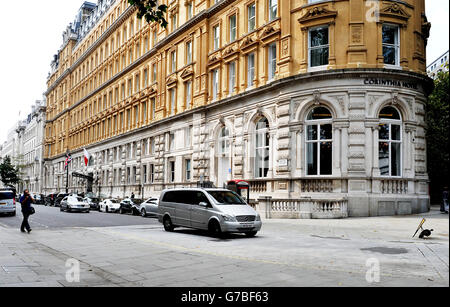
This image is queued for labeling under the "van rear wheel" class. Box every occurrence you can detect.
[163,216,174,232]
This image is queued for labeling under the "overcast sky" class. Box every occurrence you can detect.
[0,0,448,142]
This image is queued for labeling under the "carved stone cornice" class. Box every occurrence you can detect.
[298,6,337,25]
[379,3,411,22]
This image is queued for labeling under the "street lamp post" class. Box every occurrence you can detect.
[65,150,70,194]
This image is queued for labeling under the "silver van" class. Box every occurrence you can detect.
[0,189,17,216]
[158,188,262,237]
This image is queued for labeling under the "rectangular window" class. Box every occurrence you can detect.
[213,25,220,50]
[212,69,219,100]
[229,15,237,42]
[269,0,278,21]
[170,89,176,115]
[170,161,175,183]
[268,43,277,81]
[185,159,191,181]
[186,81,192,109]
[309,26,329,68]
[248,3,256,32]
[143,165,147,184]
[382,24,400,66]
[143,69,148,87]
[152,63,157,82]
[151,98,156,119]
[171,51,176,73]
[150,164,155,183]
[187,2,193,19]
[229,62,236,94]
[186,41,193,64]
[247,53,255,88]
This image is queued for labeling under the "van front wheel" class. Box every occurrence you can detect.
[209,220,222,237]
[245,231,258,238]
[163,216,174,232]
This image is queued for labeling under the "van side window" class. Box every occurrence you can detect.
[193,192,210,206]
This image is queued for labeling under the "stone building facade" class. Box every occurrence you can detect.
[43,0,433,217]
[0,100,47,193]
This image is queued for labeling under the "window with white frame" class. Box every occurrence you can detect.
[185,159,192,181]
[309,26,329,68]
[219,127,230,155]
[382,24,400,66]
[306,107,333,176]
[186,41,193,64]
[379,106,402,177]
[248,3,256,32]
[268,0,277,21]
[247,53,255,88]
[171,51,176,73]
[212,69,219,100]
[229,15,237,42]
[268,43,277,81]
[150,164,155,183]
[185,81,192,109]
[213,25,220,50]
[229,61,236,94]
[170,88,176,115]
[255,117,270,178]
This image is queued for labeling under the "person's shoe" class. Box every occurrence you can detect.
[20,229,26,233]
[27,229,32,234]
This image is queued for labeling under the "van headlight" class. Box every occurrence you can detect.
[256,214,261,222]
[221,214,237,222]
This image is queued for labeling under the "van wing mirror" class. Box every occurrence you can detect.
[199,202,208,207]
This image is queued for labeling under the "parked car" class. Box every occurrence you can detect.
[99,199,121,213]
[32,194,45,205]
[55,193,69,207]
[60,196,90,213]
[118,198,143,215]
[44,193,57,206]
[158,188,262,237]
[0,189,16,216]
[83,197,100,211]
[135,197,159,217]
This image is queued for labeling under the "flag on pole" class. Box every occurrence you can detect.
[83,148,91,166]
[64,154,72,170]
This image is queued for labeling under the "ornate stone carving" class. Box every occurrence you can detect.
[298,6,338,24]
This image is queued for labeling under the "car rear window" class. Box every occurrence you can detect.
[0,192,15,200]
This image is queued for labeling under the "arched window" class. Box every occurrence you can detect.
[255,117,270,178]
[379,106,402,177]
[306,107,333,175]
[219,127,230,155]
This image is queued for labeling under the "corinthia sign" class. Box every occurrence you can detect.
[364,78,418,90]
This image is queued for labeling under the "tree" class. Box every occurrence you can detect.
[128,0,168,28]
[0,156,22,188]
[426,67,449,203]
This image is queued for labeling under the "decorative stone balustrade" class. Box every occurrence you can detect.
[258,196,348,219]
[381,179,408,194]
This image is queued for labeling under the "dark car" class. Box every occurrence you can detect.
[120,198,143,215]
[44,193,57,206]
[83,197,101,210]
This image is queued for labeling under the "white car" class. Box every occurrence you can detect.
[60,196,90,213]
[99,199,120,213]
[136,197,160,217]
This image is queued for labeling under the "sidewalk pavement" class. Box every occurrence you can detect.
[0,207,448,287]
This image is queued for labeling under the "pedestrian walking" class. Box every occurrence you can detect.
[19,190,35,233]
[131,192,135,199]
[443,187,449,214]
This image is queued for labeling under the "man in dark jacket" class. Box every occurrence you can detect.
[19,189,34,233]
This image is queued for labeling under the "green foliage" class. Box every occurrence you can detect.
[128,0,168,28]
[0,156,22,188]
[426,66,449,202]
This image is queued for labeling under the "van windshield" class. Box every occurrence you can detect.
[207,191,246,205]
[0,192,15,200]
